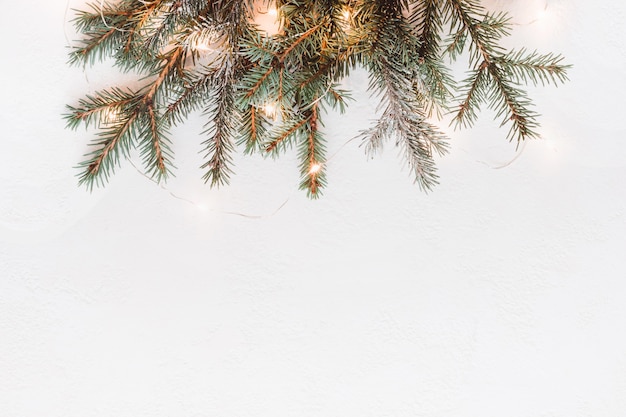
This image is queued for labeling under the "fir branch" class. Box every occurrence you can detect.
[486,63,539,141]
[442,0,509,64]
[65,87,139,130]
[120,1,163,55]
[200,67,238,187]
[138,105,173,181]
[358,0,448,188]
[238,105,271,154]
[197,0,252,186]
[278,21,327,63]
[143,47,184,105]
[265,117,309,153]
[298,104,327,198]
[410,0,456,116]
[454,66,489,128]
[443,0,567,142]
[71,7,132,33]
[77,112,139,189]
[497,49,570,87]
[412,0,444,59]
[69,1,167,67]
[74,47,184,188]
[244,65,276,100]
[324,85,351,114]
[162,69,214,125]
[415,58,456,117]
[250,107,259,145]
[361,59,449,189]
[67,0,569,196]
[143,1,198,51]
[69,25,124,67]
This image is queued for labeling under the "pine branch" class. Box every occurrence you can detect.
[73,47,184,188]
[238,105,271,154]
[137,105,174,181]
[298,104,327,198]
[486,63,540,141]
[200,68,238,187]
[77,112,139,189]
[454,66,489,128]
[412,0,443,59]
[69,24,125,67]
[67,0,569,196]
[278,21,327,63]
[498,49,570,87]
[162,68,214,126]
[196,1,254,186]
[69,1,169,68]
[143,1,195,51]
[244,65,277,101]
[265,117,309,153]
[443,0,567,142]
[65,87,139,130]
[361,66,449,189]
[359,0,449,188]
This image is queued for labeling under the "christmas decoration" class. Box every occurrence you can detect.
[66,0,569,198]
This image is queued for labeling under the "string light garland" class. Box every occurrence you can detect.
[65,0,569,199]
[128,157,292,218]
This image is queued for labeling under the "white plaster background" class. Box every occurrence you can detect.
[1,1,625,416]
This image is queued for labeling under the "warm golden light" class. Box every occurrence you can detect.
[254,2,281,36]
[193,41,214,52]
[69,0,568,195]
[309,163,322,174]
[536,8,548,21]
[102,107,120,124]
[262,102,278,119]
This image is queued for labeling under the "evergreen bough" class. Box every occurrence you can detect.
[66,0,569,198]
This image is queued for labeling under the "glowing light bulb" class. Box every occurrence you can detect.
[194,41,213,52]
[309,163,322,174]
[536,7,548,21]
[189,32,218,53]
[262,102,278,119]
[254,3,281,36]
[341,9,352,21]
[102,107,121,124]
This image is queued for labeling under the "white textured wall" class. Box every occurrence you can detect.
[2,1,626,416]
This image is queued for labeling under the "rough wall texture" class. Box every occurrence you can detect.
[2,1,625,416]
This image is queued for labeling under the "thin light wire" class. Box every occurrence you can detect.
[221,197,291,219]
[474,138,528,170]
[469,0,548,169]
[320,136,359,168]
[127,160,293,219]
[99,0,131,32]
[126,130,361,218]
[305,82,336,109]
[63,0,72,47]
[511,0,549,26]
[65,0,93,85]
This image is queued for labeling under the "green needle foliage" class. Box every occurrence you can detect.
[66,0,569,198]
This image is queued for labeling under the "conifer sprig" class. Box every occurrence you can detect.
[66,0,569,197]
[442,0,569,142]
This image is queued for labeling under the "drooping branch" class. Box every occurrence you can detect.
[67,0,569,196]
